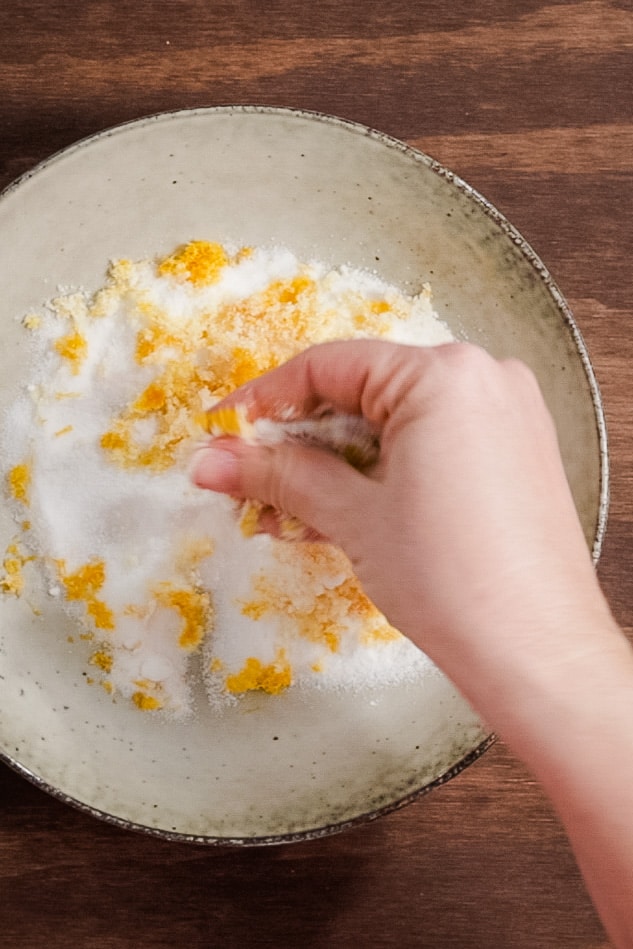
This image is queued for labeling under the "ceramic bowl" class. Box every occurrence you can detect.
[0,107,607,843]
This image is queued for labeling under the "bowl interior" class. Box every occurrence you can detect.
[0,108,605,841]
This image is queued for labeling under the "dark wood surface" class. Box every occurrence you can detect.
[1,2,631,946]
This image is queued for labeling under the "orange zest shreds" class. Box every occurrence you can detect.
[225,651,292,696]
[101,680,114,695]
[229,346,264,388]
[334,577,380,619]
[23,313,42,330]
[133,382,166,413]
[201,404,252,437]
[158,241,229,286]
[21,520,31,531]
[54,425,73,437]
[0,542,34,597]
[90,650,113,673]
[267,275,314,306]
[54,391,81,400]
[86,598,115,630]
[7,462,31,506]
[99,264,337,477]
[235,245,254,261]
[360,622,402,645]
[353,310,390,335]
[58,559,116,632]
[60,560,106,600]
[54,331,88,372]
[154,583,211,652]
[241,585,341,653]
[101,360,209,471]
[100,429,127,451]
[133,678,153,691]
[239,501,262,538]
[241,599,268,621]
[240,544,388,655]
[132,690,163,711]
[135,325,180,363]
[209,657,224,673]
[100,428,123,450]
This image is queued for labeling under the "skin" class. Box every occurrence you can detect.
[191,339,633,948]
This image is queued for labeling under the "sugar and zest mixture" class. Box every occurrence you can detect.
[1,241,453,717]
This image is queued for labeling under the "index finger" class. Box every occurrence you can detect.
[217,339,437,426]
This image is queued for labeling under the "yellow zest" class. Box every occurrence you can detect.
[158,240,229,285]
[23,313,42,330]
[133,382,166,413]
[225,651,292,696]
[154,583,211,651]
[0,542,33,597]
[135,324,180,363]
[268,275,314,306]
[229,346,263,388]
[7,462,31,506]
[132,691,163,711]
[200,403,252,437]
[54,331,87,372]
[101,360,207,471]
[239,501,262,538]
[86,599,116,630]
[360,623,402,645]
[58,559,115,631]
[89,650,113,673]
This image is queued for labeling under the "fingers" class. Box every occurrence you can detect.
[215,338,443,428]
[191,436,376,545]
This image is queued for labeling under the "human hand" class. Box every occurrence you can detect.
[190,339,610,686]
[191,339,614,701]
[192,339,633,948]
[193,340,616,700]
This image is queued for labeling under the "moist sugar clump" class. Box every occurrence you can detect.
[1,241,454,717]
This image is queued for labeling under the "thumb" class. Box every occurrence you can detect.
[190,438,375,545]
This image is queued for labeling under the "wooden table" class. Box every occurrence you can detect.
[1,2,631,946]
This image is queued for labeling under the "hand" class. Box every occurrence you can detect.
[191,339,633,947]
[191,339,612,696]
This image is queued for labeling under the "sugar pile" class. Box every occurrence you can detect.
[1,241,454,717]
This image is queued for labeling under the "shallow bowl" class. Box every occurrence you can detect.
[0,107,607,843]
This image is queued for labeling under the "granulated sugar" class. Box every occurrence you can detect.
[1,240,453,717]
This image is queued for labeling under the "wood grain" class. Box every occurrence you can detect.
[1,1,631,946]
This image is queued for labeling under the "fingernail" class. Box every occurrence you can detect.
[191,443,240,492]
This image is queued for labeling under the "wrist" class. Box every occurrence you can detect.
[462,610,633,781]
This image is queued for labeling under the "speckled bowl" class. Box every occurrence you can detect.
[0,107,607,843]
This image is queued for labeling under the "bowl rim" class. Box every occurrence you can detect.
[0,105,609,844]
[4,731,497,846]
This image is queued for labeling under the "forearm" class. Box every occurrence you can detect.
[456,612,633,949]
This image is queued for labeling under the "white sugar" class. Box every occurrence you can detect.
[1,241,453,717]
